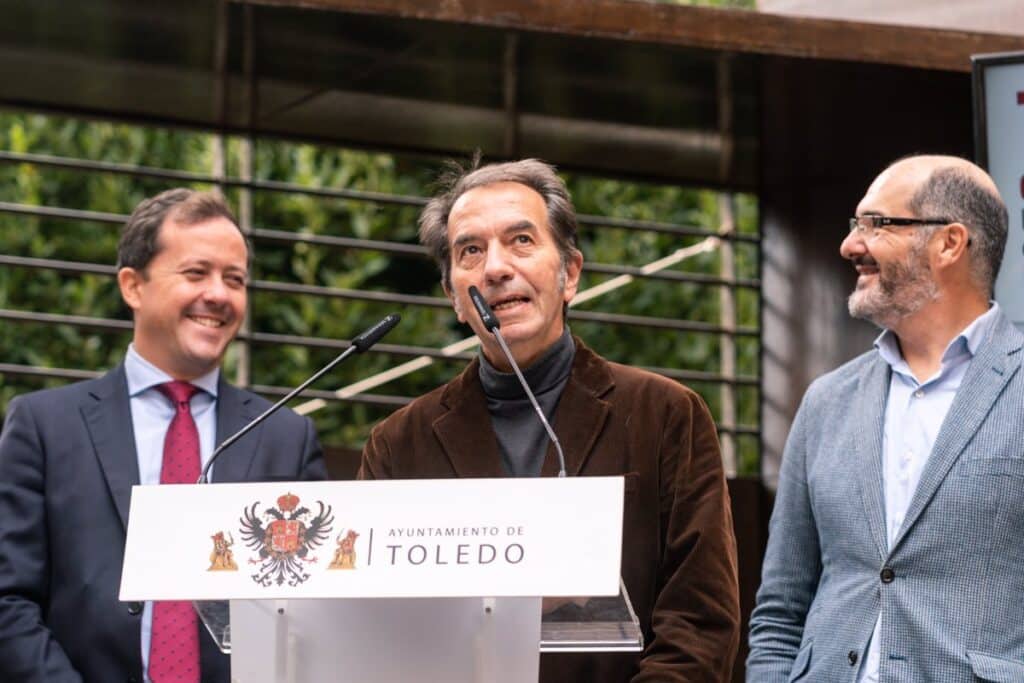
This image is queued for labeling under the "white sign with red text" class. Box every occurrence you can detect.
[119,477,623,601]
[981,56,1024,326]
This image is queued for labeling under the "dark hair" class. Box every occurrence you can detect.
[418,158,580,290]
[117,188,247,271]
[908,166,1008,295]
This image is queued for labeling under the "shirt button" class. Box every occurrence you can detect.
[914,389,924,398]
[848,650,859,665]
[127,601,143,616]
[880,567,896,583]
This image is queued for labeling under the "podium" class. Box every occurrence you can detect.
[121,478,642,683]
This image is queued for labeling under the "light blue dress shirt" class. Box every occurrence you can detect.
[124,345,220,680]
[858,303,1000,682]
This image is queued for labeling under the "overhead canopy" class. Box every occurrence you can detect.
[2,0,1021,189]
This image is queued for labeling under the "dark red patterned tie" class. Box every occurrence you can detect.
[150,381,201,683]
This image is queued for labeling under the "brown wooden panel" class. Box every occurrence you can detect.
[248,0,1024,72]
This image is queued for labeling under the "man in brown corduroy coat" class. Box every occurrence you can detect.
[360,158,740,682]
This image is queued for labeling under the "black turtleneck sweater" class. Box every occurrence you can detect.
[477,328,575,477]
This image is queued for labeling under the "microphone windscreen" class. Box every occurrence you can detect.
[351,313,401,352]
[468,286,500,331]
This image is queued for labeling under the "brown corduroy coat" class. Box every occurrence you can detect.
[358,338,740,682]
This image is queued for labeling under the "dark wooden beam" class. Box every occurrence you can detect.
[239,0,1024,73]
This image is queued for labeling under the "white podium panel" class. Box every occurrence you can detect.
[121,478,623,601]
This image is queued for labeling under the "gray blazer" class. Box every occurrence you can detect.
[747,311,1024,682]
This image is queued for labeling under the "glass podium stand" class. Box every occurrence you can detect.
[194,579,642,682]
[539,578,643,652]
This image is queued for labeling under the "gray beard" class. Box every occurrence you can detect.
[847,245,939,329]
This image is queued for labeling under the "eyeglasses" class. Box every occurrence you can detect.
[848,215,951,239]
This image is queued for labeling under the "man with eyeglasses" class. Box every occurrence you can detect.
[747,155,1022,682]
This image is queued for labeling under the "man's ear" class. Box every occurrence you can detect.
[936,222,970,268]
[117,267,144,312]
[442,277,467,323]
[562,249,584,304]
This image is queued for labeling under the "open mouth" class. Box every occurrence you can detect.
[853,257,879,277]
[187,314,226,329]
[490,295,530,311]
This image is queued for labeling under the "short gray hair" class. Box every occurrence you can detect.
[418,158,580,290]
[908,166,1008,296]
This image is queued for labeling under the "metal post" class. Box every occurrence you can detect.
[716,54,738,477]
[212,0,229,182]
[233,2,256,389]
[503,33,520,158]
[717,194,738,477]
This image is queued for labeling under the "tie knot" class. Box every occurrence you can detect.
[157,380,200,408]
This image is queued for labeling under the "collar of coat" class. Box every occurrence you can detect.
[432,336,615,478]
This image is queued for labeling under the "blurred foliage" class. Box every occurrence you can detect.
[0,111,760,475]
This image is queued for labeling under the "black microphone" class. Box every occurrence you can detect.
[468,286,501,332]
[351,313,401,351]
[467,286,567,477]
[196,313,401,483]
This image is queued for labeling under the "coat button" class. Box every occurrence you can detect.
[848,650,858,665]
[127,601,143,616]
[880,567,895,583]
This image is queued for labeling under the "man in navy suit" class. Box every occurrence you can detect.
[0,189,326,682]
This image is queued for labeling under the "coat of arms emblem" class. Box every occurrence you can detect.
[328,529,360,570]
[240,492,333,587]
[208,530,238,571]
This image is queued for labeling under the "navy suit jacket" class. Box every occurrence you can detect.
[0,364,326,683]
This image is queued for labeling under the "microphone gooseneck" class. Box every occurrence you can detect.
[196,313,402,484]
[467,286,567,477]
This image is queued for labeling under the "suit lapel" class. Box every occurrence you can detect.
[212,379,261,483]
[81,365,139,530]
[433,359,506,477]
[540,340,612,477]
[79,368,262,522]
[853,356,891,559]
[432,339,613,478]
[891,315,1023,553]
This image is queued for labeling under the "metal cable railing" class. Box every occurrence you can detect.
[0,254,761,336]
[0,144,762,442]
[0,151,761,243]
[0,200,760,288]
